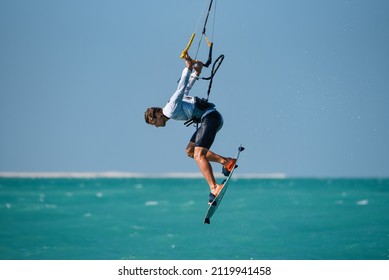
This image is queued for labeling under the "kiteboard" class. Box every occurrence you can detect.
[204,145,245,224]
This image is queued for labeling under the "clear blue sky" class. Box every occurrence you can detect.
[1,0,388,177]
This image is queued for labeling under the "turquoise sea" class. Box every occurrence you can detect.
[0,177,388,260]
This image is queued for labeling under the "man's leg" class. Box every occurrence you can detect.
[186,111,235,195]
[193,146,221,195]
[186,142,232,166]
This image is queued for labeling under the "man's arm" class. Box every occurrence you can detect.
[184,72,199,96]
[164,57,202,113]
[163,66,192,118]
[184,57,203,96]
[176,67,192,95]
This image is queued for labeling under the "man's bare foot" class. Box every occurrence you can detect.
[208,184,224,204]
[211,183,223,197]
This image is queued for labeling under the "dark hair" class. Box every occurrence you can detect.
[144,107,162,124]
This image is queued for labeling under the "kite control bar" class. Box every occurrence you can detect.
[180,0,215,68]
[180,33,195,59]
[180,34,213,68]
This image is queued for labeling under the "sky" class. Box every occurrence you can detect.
[1,0,389,177]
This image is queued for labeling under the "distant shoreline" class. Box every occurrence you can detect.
[0,172,287,179]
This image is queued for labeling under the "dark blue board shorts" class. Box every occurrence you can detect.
[190,110,223,149]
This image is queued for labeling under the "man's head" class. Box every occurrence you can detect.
[144,107,168,127]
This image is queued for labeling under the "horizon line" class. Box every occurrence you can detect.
[0,172,387,179]
[0,171,287,179]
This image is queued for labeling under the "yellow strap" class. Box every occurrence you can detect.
[180,33,196,59]
[204,35,212,47]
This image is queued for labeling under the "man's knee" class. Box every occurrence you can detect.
[193,147,207,162]
[186,143,194,158]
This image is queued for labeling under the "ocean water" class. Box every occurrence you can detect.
[0,177,388,260]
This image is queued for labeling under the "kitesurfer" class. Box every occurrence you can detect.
[144,54,235,203]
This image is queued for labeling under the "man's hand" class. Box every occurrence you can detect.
[185,54,203,76]
[194,61,203,76]
[185,54,194,70]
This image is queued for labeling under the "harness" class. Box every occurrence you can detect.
[184,97,215,127]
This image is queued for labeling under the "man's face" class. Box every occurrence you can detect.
[148,112,166,127]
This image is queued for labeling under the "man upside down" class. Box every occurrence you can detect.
[144,54,236,204]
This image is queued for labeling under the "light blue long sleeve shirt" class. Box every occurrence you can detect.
[162,68,198,121]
